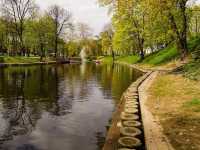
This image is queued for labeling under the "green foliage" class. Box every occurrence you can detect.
[24,15,55,56]
[0,3,76,58]
[98,0,197,60]
[66,41,80,57]
[99,25,113,56]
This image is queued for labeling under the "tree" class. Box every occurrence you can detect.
[76,22,93,57]
[99,0,197,60]
[150,0,191,60]
[100,24,114,59]
[0,19,7,55]
[111,0,147,60]
[1,0,36,55]
[48,5,72,58]
[77,22,92,40]
[25,15,54,60]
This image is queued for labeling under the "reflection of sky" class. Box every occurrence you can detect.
[0,101,7,137]
[35,0,110,35]
[0,64,142,150]
[1,86,113,150]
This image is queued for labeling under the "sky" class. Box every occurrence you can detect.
[35,0,110,35]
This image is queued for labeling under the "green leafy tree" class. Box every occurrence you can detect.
[100,24,114,59]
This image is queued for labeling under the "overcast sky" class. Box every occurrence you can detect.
[35,0,200,35]
[35,0,110,35]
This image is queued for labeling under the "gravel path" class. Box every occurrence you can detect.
[138,71,175,150]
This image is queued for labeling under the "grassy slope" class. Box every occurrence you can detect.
[141,46,178,65]
[99,37,200,81]
[141,37,200,65]
[99,45,180,66]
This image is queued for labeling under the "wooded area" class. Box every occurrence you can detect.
[0,0,200,62]
[98,0,200,61]
[0,0,102,60]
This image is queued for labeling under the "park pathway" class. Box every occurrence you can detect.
[138,71,175,150]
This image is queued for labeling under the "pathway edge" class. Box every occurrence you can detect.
[138,71,175,150]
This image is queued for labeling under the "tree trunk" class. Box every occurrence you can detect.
[177,37,188,61]
[138,38,145,61]
[55,35,58,58]
[112,50,115,61]
[40,42,46,62]
[19,21,25,56]
[168,1,188,61]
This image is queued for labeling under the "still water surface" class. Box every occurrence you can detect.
[0,63,142,150]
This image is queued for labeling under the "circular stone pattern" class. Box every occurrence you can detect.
[125,100,138,103]
[118,148,136,150]
[120,112,139,121]
[126,101,139,105]
[124,108,138,114]
[120,127,142,137]
[123,121,141,127]
[118,137,142,148]
[125,96,138,100]
[125,105,138,109]
[125,104,138,108]
[127,93,138,96]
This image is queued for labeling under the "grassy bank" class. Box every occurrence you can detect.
[100,37,199,64]
[98,55,140,65]
[99,37,200,149]
[0,56,54,64]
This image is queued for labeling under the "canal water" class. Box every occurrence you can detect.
[0,63,142,150]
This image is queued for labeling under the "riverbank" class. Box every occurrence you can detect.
[103,68,151,150]
[103,61,200,149]
[0,56,57,66]
[0,56,77,67]
[101,50,200,149]
[0,56,43,63]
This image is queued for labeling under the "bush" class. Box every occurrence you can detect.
[0,56,4,63]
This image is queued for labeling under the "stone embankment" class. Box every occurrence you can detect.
[103,68,174,150]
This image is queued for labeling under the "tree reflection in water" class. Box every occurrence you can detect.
[0,64,142,150]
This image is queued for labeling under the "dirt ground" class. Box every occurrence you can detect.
[146,72,200,150]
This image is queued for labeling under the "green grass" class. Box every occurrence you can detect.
[141,37,200,66]
[188,36,200,52]
[182,37,200,80]
[141,45,179,65]
[99,45,180,66]
[99,37,200,75]
[183,61,200,80]
[183,98,200,112]
[117,55,140,64]
[0,56,41,64]
[99,55,140,64]
[98,56,114,64]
